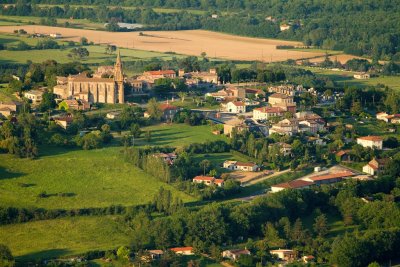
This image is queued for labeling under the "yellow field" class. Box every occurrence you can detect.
[0,25,325,62]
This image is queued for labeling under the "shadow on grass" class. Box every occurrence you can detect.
[0,166,25,180]
[16,249,71,266]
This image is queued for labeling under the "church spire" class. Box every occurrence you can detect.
[114,50,124,104]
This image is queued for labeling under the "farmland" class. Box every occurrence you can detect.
[0,25,326,62]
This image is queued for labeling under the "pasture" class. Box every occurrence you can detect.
[300,66,400,90]
[0,146,195,210]
[0,25,326,62]
[0,216,132,262]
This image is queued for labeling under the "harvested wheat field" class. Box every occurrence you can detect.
[0,25,325,62]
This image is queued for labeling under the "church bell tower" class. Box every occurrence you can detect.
[114,50,124,103]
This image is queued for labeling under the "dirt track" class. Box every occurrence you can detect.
[0,25,325,62]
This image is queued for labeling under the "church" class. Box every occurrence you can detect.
[54,52,124,104]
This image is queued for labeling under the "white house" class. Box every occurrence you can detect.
[362,158,388,176]
[354,73,370,79]
[271,180,313,193]
[225,101,246,113]
[280,24,291,31]
[222,249,251,261]
[223,161,258,172]
[253,107,284,120]
[192,176,224,187]
[24,89,44,104]
[357,136,383,150]
[270,249,296,261]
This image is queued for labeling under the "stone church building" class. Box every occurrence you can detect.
[54,52,124,104]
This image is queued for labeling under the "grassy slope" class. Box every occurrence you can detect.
[0,216,132,261]
[0,146,195,210]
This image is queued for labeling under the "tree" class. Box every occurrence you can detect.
[199,159,211,175]
[0,244,14,267]
[177,91,187,102]
[80,37,88,45]
[130,123,142,138]
[313,214,328,237]
[70,47,89,59]
[105,44,117,54]
[38,91,56,112]
[145,130,151,142]
[116,246,131,261]
[147,98,163,120]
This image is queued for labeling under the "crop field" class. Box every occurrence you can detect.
[0,25,327,62]
[0,216,132,262]
[0,146,195,210]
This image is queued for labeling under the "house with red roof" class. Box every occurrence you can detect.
[223,161,259,172]
[302,171,355,185]
[271,179,314,193]
[362,158,388,176]
[357,136,383,150]
[224,101,246,113]
[170,247,194,255]
[253,106,284,120]
[193,176,224,187]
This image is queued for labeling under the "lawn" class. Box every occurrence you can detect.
[0,215,133,262]
[135,123,228,147]
[0,146,195,210]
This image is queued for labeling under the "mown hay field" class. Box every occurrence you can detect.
[0,25,326,62]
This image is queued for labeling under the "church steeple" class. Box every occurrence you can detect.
[114,50,124,103]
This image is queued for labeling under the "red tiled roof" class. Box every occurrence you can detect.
[193,176,215,181]
[159,103,178,111]
[231,101,245,107]
[254,107,284,113]
[357,136,383,142]
[336,150,351,157]
[170,247,193,252]
[214,179,224,184]
[309,171,354,181]
[236,162,256,167]
[273,179,313,189]
[145,70,176,75]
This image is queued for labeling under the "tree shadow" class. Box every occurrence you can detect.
[0,166,25,180]
[16,249,71,266]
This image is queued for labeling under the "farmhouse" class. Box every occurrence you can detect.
[160,103,179,121]
[269,118,299,136]
[24,89,45,104]
[270,249,296,261]
[170,247,194,255]
[376,112,400,124]
[269,142,292,156]
[222,249,251,261]
[54,114,74,129]
[268,93,296,112]
[301,171,355,185]
[357,136,383,150]
[253,107,284,120]
[223,101,246,113]
[353,73,370,79]
[223,161,259,172]
[362,158,388,176]
[0,101,23,118]
[280,24,291,31]
[336,150,352,162]
[179,69,218,85]
[271,180,313,193]
[223,118,249,137]
[192,176,224,187]
[53,53,124,104]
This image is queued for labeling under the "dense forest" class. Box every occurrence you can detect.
[1,0,400,60]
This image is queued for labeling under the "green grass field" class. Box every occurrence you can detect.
[0,146,195,210]
[0,215,132,262]
[302,66,400,90]
[136,124,227,147]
